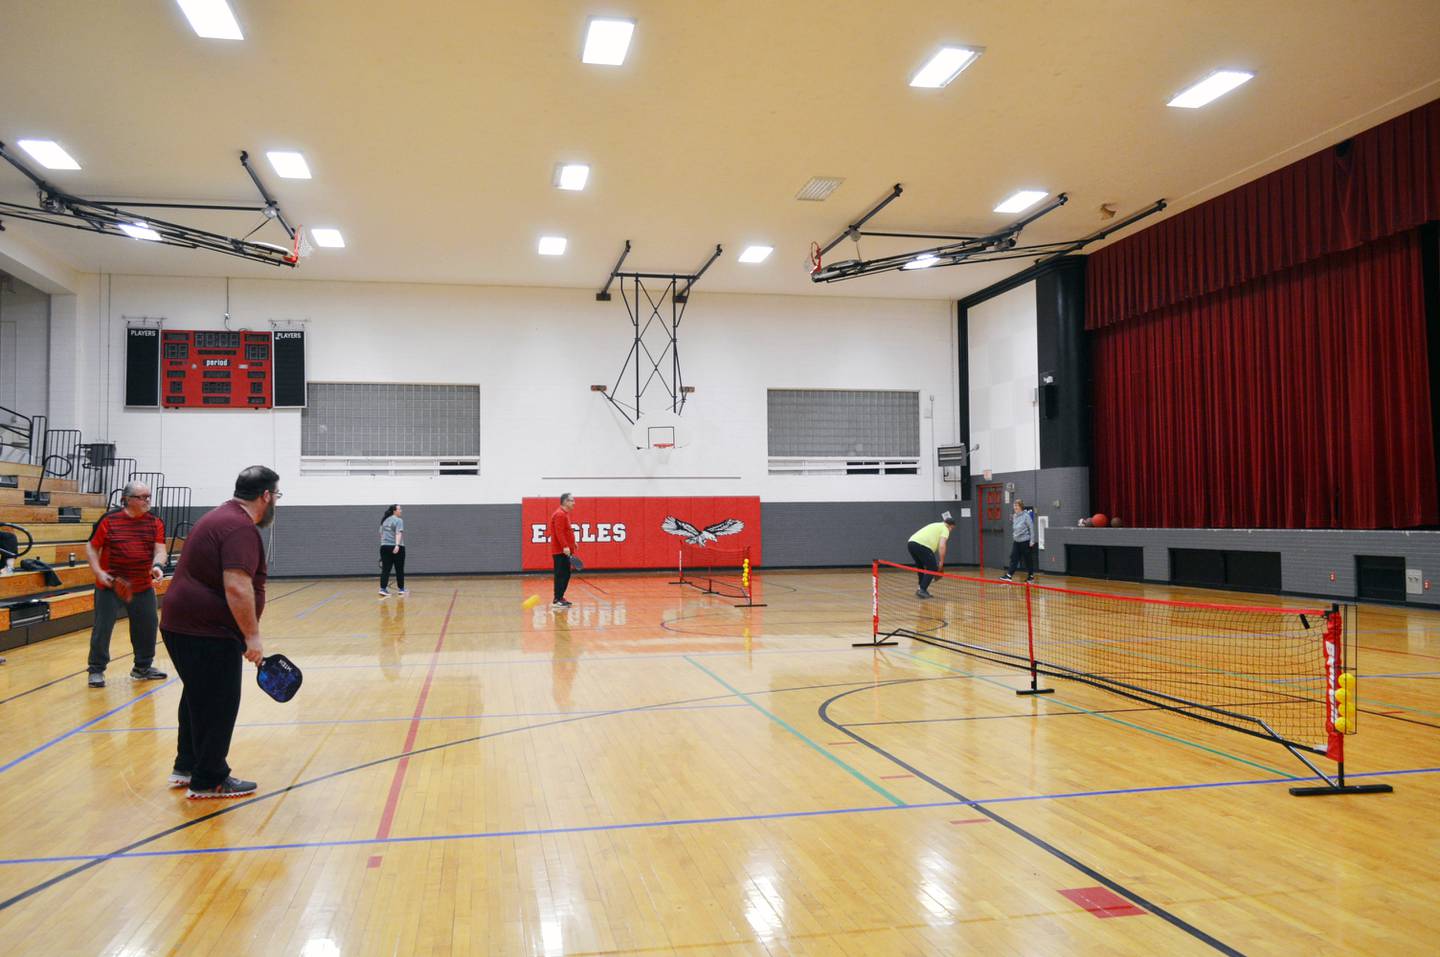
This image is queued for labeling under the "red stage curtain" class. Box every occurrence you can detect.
[1092,229,1436,529]
[1088,98,1440,329]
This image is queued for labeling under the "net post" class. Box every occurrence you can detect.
[669,547,685,586]
[1015,580,1055,695]
[733,547,766,607]
[854,558,897,647]
[1288,605,1393,796]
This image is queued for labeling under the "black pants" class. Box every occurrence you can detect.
[88,586,158,673]
[907,541,939,592]
[552,554,571,601]
[1006,541,1036,577]
[380,545,406,590]
[163,630,244,790]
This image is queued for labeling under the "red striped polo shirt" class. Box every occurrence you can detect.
[89,509,165,593]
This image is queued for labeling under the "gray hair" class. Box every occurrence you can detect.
[560,492,574,506]
[123,481,150,500]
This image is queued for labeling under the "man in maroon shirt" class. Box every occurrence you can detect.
[85,481,168,688]
[548,493,577,609]
[160,465,278,799]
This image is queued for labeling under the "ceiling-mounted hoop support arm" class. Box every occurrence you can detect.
[0,142,302,268]
[594,241,721,425]
[810,186,1167,283]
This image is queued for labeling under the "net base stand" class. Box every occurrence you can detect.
[1289,782,1394,796]
[853,638,898,647]
[1016,688,1056,696]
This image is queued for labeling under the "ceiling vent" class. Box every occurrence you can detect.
[795,176,845,201]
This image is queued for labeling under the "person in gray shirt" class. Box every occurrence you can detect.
[1000,499,1036,583]
[379,504,406,598]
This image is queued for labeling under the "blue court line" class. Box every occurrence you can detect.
[684,656,907,806]
[78,702,751,733]
[1,765,1429,868]
[0,679,177,775]
[285,646,869,671]
[892,648,1298,778]
[293,592,341,620]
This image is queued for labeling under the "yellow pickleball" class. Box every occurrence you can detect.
[522,594,541,610]
[1335,687,1347,704]
[1333,717,1349,733]
[1339,672,1355,689]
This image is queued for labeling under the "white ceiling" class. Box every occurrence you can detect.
[3,1,1439,301]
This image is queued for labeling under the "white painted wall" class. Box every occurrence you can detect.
[0,277,49,419]
[967,281,1039,475]
[54,274,955,506]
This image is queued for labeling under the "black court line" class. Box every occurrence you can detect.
[0,672,958,913]
[817,679,1245,957]
[0,581,319,708]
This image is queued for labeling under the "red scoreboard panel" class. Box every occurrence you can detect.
[161,330,273,409]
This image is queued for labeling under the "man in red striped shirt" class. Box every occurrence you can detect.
[547,493,577,609]
[86,481,168,688]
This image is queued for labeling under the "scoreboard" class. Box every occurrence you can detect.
[161,330,273,408]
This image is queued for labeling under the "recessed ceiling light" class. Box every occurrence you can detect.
[901,254,939,270]
[310,228,345,248]
[119,222,163,242]
[538,236,568,256]
[554,163,590,191]
[175,0,243,40]
[266,151,311,179]
[909,46,982,89]
[795,176,845,201]
[993,190,1049,214]
[582,18,635,66]
[738,245,773,264]
[17,139,81,170]
[1167,70,1254,109]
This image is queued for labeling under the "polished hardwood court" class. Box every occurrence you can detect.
[0,569,1436,955]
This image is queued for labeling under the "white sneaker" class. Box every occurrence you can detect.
[378,589,389,599]
[397,589,408,597]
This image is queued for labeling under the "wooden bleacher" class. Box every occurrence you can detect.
[1,458,182,647]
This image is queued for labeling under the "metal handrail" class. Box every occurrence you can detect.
[0,522,34,560]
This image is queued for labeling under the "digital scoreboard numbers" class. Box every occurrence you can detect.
[161,330,273,408]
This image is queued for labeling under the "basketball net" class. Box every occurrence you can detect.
[808,241,822,276]
[286,226,315,264]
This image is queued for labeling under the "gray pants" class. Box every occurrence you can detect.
[88,586,158,673]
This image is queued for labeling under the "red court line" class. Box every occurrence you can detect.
[879,773,914,780]
[370,590,459,865]
[1059,886,1147,918]
[950,818,990,825]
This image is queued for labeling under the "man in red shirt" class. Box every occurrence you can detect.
[547,493,577,609]
[85,481,168,688]
[160,465,277,799]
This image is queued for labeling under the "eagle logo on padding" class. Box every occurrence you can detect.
[661,516,745,547]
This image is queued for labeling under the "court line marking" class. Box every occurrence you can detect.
[292,591,342,620]
[77,702,752,733]
[893,648,1297,778]
[373,589,458,852]
[0,765,1427,868]
[0,581,318,707]
[817,680,1244,957]
[684,656,907,806]
[0,679,177,774]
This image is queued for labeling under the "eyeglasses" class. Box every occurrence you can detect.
[128,494,151,500]
[268,490,284,500]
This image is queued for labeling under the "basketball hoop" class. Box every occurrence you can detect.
[285,226,315,264]
[808,241,822,276]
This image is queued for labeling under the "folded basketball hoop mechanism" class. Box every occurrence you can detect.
[593,241,722,447]
[0,145,305,268]
[808,183,1167,283]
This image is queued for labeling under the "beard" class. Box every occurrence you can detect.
[258,499,277,528]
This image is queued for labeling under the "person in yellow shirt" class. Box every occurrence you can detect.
[907,514,955,598]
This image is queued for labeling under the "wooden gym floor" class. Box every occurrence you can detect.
[0,569,1436,955]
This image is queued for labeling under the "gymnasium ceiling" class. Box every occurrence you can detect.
[2,1,1439,301]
